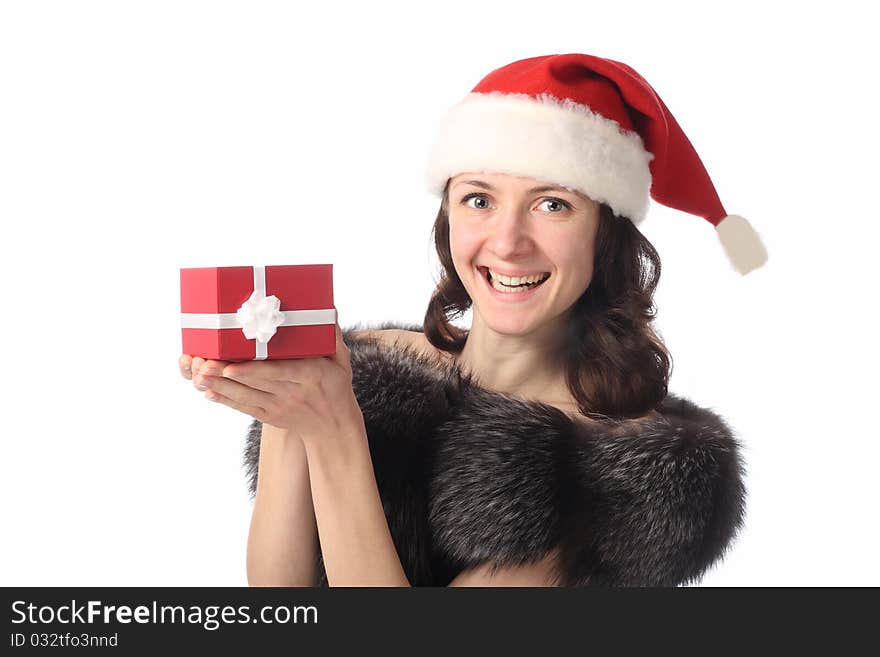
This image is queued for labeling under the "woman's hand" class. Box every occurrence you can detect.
[178,321,364,445]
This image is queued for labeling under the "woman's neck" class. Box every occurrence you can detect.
[454,318,571,405]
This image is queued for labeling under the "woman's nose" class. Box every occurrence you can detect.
[488,208,535,254]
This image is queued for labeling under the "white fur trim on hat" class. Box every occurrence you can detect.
[424,91,655,224]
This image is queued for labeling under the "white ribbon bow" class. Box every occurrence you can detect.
[235,290,286,344]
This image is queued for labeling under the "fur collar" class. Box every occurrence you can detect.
[243,323,747,587]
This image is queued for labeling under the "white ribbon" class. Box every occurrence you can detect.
[180,265,337,360]
[236,289,285,344]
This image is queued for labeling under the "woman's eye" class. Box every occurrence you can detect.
[537,198,572,213]
[462,193,491,210]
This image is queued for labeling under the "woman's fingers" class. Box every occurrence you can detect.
[179,355,193,380]
[218,363,294,393]
[179,354,273,421]
[191,357,206,378]
[204,388,269,423]
[199,359,227,377]
[186,350,333,387]
[221,355,328,387]
[187,358,230,391]
[180,355,225,381]
[198,374,277,415]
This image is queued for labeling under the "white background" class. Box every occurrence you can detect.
[1,0,877,586]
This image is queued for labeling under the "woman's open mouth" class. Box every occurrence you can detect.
[478,266,550,301]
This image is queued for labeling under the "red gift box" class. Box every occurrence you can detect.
[180,264,336,362]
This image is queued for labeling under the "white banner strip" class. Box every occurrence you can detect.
[180,308,337,330]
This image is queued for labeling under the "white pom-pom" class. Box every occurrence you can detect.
[715,214,768,275]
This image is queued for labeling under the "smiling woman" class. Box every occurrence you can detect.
[425,170,668,420]
[223,52,758,588]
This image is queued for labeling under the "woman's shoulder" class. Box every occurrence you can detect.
[349,327,426,352]
[351,328,455,367]
[396,330,458,369]
[349,327,409,346]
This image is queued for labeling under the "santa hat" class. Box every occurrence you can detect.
[425,53,768,275]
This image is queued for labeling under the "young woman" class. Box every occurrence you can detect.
[179,53,766,587]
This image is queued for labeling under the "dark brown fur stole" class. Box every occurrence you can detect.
[242,322,747,587]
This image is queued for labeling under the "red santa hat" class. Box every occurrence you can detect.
[425,53,768,275]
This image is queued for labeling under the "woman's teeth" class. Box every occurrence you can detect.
[486,268,550,293]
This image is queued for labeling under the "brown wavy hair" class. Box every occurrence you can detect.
[422,179,672,421]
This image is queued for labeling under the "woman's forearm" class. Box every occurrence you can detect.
[246,423,319,586]
[303,430,411,587]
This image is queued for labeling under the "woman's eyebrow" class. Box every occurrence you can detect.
[454,179,580,196]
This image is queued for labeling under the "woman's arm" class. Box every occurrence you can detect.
[246,422,319,586]
[191,324,410,586]
[303,427,411,587]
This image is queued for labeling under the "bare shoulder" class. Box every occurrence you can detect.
[400,330,456,366]
[350,329,453,367]
[348,328,421,351]
[543,396,663,433]
[348,328,409,347]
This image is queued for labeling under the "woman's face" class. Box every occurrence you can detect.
[447,171,601,335]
